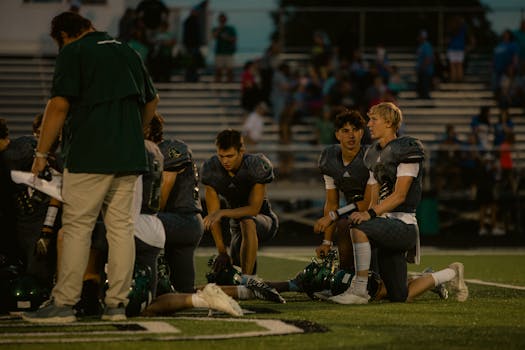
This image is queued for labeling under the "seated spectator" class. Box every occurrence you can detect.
[242,102,267,146]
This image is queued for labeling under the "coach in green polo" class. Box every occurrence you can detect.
[23,12,159,323]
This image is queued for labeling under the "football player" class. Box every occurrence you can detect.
[330,102,468,304]
[147,113,204,293]
[201,129,278,275]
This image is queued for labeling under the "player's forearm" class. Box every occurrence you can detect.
[36,97,68,154]
[210,225,227,253]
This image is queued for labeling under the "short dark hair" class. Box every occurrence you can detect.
[215,129,244,151]
[50,12,93,48]
[334,109,366,131]
[0,118,8,139]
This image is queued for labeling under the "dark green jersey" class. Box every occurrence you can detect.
[51,31,157,173]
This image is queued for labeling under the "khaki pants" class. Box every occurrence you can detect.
[53,170,138,307]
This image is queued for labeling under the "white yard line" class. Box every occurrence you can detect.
[0,318,303,344]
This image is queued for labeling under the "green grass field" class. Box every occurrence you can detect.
[1,248,525,350]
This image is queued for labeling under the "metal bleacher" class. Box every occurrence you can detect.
[1,50,524,194]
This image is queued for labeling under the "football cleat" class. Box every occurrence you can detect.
[199,283,243,317]
[422,267,449,300]
[245,277,286,303]
[448,262,468,302]
[328,277,370,305]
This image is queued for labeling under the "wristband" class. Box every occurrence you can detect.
[322,240,333,247]
[35,151,48,159]
[328,210,338,222]
[335,202,357,218]
[368,208,377,219]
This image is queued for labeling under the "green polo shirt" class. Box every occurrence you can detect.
[51,31,157,173]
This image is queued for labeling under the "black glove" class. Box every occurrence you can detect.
[212,252,232,272]
[35,232,52,256]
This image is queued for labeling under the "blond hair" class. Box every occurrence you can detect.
[367,102,403,131]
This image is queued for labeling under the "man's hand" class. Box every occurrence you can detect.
[212,252,231,272]
[35,234,51,256]
[31,157,48,177]
[314,215,334,234]
[315,243,332,259]
[349,211,372,225]
[203,210,223,231]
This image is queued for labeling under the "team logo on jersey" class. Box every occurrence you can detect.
[168,147,182,160]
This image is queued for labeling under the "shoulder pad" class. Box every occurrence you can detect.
[245,154,274,184]
[363,141,381,170]
[158,139,192,171]
[318,145,340,175]
[3,136,37,171]
[391,136,425,163]
[200,156,223,187]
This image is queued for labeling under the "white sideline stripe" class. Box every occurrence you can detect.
[465,279,525,291]
[0,318,303,343]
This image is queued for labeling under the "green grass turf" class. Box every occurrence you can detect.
[1,253,524,350]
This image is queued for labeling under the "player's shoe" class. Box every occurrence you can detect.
[313,289,333,300]
[448,262,469,302]
[199,283,243,317]
[21,299,76,324]
[246,277,286,304]
[422,267,449,300]
[328,279,369,305]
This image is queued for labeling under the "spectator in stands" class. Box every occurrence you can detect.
[374,43,390,83]
[476,153,504,236]
[434,124,463,193]
[240,60,262,114]
[183,3,207,82]
[513,20,525,68]
[212,12,237,83]
[271,62,292,130]
[147,113,204,293]
[311,30,331,80]
[23,12,158,323]
[259,33,282,106]
[149,21,176,82]
[242,102,267,146]
[492,29,518,97]
[387,65,407,97]
[446,16,468,82]
[136,0,169,47]
[118,8,138,43]
[498,131,517,233]
[493,111,514,150]
[314,106,336,145]
[201,129,279,275]
[470,106,492,152]
[416,30,434,99]
[127,28,150,62]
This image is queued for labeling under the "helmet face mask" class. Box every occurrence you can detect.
[4,275,50,312]
[127,263,154,317]
[206,255,242,285]
[296,250,339,299]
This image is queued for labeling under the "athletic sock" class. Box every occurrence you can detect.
[236,285,254,300]
[350,242,371,296]
[353,242,371,272]
[191,293,209,308]
[431,268,456,286]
